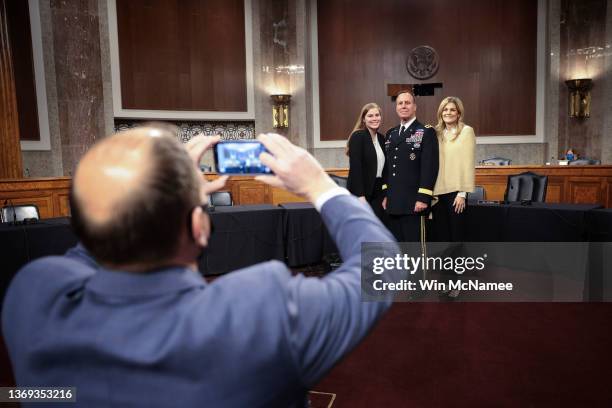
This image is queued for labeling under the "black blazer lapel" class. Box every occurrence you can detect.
[376,132,385,148]
[363,131,377,189]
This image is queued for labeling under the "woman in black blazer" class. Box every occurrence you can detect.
[346,102,387,222]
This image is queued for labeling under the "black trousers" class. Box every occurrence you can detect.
[431,192,467,242]
[368,178,388,225]
[431,192,468,285]
[388,213,426,243]
[388,214,428,297]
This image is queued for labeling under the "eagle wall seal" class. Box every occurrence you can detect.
[406,46,439,80]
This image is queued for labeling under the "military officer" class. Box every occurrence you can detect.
[382,89,439,242]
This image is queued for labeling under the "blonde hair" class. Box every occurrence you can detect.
[435,96,465,141]
[345,102,382,156]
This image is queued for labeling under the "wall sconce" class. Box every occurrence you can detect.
[565,79,592,118]
[271,94,291,128]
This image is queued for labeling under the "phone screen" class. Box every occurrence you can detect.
[214,141,273,174]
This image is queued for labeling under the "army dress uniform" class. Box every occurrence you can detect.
[384,119,439,243]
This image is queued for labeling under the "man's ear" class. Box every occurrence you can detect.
[190,206,208,247]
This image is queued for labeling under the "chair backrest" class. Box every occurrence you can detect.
[468,185,486,201]
[329,174,348,189]
[210,191,233,206]
[480,157,512,166]
[1,204,40,223]
[568,159,601,165]
[504,172,548,202]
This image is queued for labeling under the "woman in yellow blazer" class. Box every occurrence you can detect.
[432,96,475,298]
[432,96,475,242]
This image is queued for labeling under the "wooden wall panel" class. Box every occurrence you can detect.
[545,177,565,203]
[270,188,302,206]
[9,195,53,218]
[0,0,23,178]
[233,181,266,205]
[116,0,247,112]
[568,178,602,204]
[5,0,39,141]
[476,180,506,201]
[0,177,72,218]
[317,0,537,140]
[57,192,71,217]
[474,166,612,207]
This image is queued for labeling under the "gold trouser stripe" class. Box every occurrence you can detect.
[420,216,427,280]
[418,188,433,196]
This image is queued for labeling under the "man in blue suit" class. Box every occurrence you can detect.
[2,126,398,407]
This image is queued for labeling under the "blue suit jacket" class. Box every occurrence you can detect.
[2,195,398,407]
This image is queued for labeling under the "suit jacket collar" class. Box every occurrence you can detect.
[86,265,206,297]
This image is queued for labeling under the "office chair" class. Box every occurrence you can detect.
[504,172,548,202]
[329,174,348,188]
[210,191,233,207]
[480,157,512,166]
[568,159,601,165]
[1,204,40,224]
[468,185,486,201]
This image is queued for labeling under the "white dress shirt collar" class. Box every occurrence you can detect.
[399,117,417,131]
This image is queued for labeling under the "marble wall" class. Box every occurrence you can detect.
[252,0,308,148]
[546,0,561,164]
[603,0,612,163]
[558,0,611,162]
[53,0,105,176]
[22,0,107,177]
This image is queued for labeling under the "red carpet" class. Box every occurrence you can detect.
[315,303,612,407]
[3,300,611,406]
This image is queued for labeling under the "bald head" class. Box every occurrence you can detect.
[70,126,203,269]
[74,128,155,225]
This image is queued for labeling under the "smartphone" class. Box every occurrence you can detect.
[214,140,273,174]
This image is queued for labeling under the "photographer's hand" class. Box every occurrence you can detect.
[185,135,228,196]
[255,133,338,204]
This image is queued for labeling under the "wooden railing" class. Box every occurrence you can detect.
[474,165,612,205]
[1,166,610,219]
